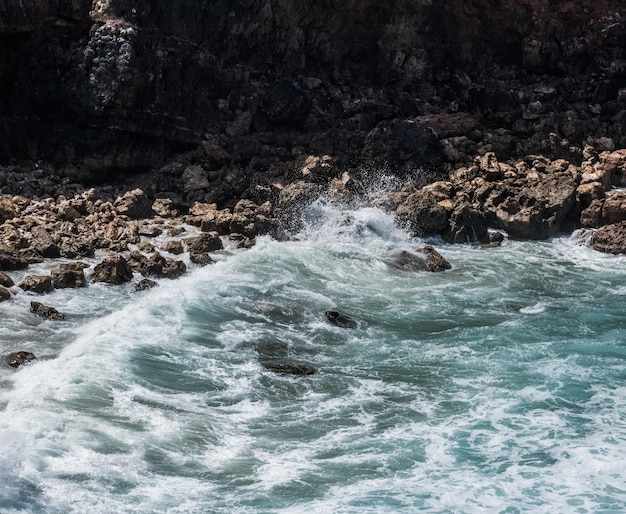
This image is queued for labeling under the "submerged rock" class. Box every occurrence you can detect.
[263,363,316,376]
[324,311,358,329]
[5,351,36,368]
[30,301,65,320]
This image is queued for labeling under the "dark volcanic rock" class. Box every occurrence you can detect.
[5,351,36,369]
[0,250,28,271]
[30,301,65,320]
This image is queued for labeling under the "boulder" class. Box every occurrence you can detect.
[263,363,316,375]
[395,189,450,237]
[30,301,65,320]
[230,200,276,238]
[324,311,358,328]
[0,250,29,270]
[5,351,36,369]
[135,278,158,292]
[164,240,184,255]
[51,262,87,288]
[19,275,53,293]
[152,198,179,218]
[601,192,626,225]
[0,285,11,301]
[90,256,134,285]
[442,201,489,244]
[189,251,213,266]
[30,225,60,258]
[389,246,451,272]
[185,233,223,253]
[128,251,186,279]
[0,271,14,287]
[591,221,626,254]
[114,189,153,219]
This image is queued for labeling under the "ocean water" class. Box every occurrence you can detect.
[1,200,626,513]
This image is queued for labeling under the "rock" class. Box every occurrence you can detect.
[185,233,223,253]
[152,198,179,218]
[5,351,36,369]
[30,225,60,258]
[135,278,158,292]
[138,224,162,237]
[362,118,445,180]
[91,256,134,285]
[324,311,358,329]
[114,189,153,219]
[0,197,18,223]
[51,262,87,288]
[602,192,626,225]
[230,200,276,238]
[164,240,184,255]
[442,201,489,244]
[19,275,53,293]
[297,155,336,182]
[0,250,29,270]
[30,301,65,320]
[389,246,451,272]
[262,79,311,127]
[189,251,213,266]
[0,271,14,287]
[580,198,604,228]
[591,221,626,254]
[0,285,11,301]
[128,251,186,279]
[476,231,505,248]
[395,189,450,237]
[263,363,316,376]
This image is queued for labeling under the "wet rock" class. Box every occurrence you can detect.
[189,250,213,266]
[114,189,153,219]
[164,240,184,255]
[476,232,505,248]
[30,225,60,258]
[128,251,186,279]
[442,201,489,244]
[185,233,223,253]
[135,278,158,292]
[395,189,450,237]
[5,351,36,369]
[389,246,451,272]
[601,192,626,225]
[0,250,29,270]
[324,311,358,329]
[0,271,14,287]
[51,262,87,288]
[152,198,179,218]
[91,256,134,285]
[263,79,311,128]
[230,200,276,238]
[591,221,626,254]
[0,285,11,301]
[19,275,53,293]
[30,301,65,320]
[263,363,316,376]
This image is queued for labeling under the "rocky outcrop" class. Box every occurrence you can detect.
[591,221,626,255]
[90,255,133,284]
[30,301,65,320]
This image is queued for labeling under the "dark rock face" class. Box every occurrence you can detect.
[263,363,316,376]
[591,221,626,255]
[0,270,14,287]
[19,275,53,293]
[324,311,358,329]
[51,262,87,288]
[389,246,451,272]
[3,0,625,181]
[0,285,10,301]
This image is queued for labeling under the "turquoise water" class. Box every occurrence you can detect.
[1,202,626,513]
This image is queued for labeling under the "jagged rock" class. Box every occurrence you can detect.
[128,251,186,279]
[230,200,276,238]
[442,201,489,244]
[185,233,223,253]
[395,189,450,237]
[263,363,316,376]
[30,301,65,320]
[601,192,626,225]
[19,275,53,293]
[0,271,14,287]
[0,197,18,223]
[5,351,36,369]
[91,256,134,285]
[164,240,184,255]
[138,224,162,237]
[152,198,179,218]
[189,251,213,266]
[389,246,451,272]
[324,311,358,329]
[262,79,311,128]
[51,262,87,288]
[297,155,336,182]
[30,225,60,258]
[114,189,153,219]
[0,250,29,270]
[591,221,626,254]
[362,119,445,180]
[0,285,11,301]
[135,278,158,292]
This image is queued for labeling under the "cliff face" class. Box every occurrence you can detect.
[1,0,625,179]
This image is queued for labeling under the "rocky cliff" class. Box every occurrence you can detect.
[1,1,625,185]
